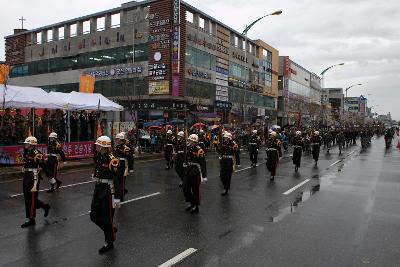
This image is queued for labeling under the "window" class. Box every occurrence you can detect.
[97,17,105,31]
[70,24,77,37]
[83,20,90,34]
[185,46,216,70]
[111,13,120,28]
[36,32,42,44]
[209,21,213,34]
[199,17,204,29]
[186,11,193,23]
[234,36,238,47]
[47,30,52,42]
[242,40,246,51]
[58,27,64,40]
[249,44,252,54]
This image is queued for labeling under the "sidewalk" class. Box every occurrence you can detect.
[0,152,165,181]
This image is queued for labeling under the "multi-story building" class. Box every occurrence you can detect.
[5,0,279,124]
[277,56,321,126]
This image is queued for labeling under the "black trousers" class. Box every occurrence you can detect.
[292,146,302,168]
[266,149,279,176]
[46,156,59,181]
[23,172,47,219]
[90,183,115,243]
[249,146,258,164]
[220,158,233,190]
[175,154,185,181]
[312,144,320,162]
[182,171,201,206]
[235,150,241,166]
[115,163,127,201]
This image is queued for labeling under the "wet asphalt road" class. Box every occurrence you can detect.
[0,136,399,267]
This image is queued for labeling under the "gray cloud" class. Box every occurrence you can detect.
[1,0,399,119]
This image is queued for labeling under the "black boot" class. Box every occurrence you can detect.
[185,204,194,212]
[190,206,199,214]
[98,242,114,254]
[44,204,50,218]
[56,180,62,189]
[221,189,228,196]
[270,176,275,181]
[47,184,55,193]
[21,219,35,228]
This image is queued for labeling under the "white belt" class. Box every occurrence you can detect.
[118,158,127,161]
[267,148,277,151]
[249,143,257,145]
[47,154,59,157]
[166,144,174,146]
[293,145,302,148]
[311,143,319,146]
[221,155,234,159]
[22,168,38,173]
[93,177,113,184]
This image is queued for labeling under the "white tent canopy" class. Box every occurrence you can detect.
[1,84,65,109]
[48,91,123,111]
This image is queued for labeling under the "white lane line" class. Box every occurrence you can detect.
[9,180,95,198]
[158,248,197,267]
[329,160,341,167]
[120,192,161,206]
[347,150,356,156]
[282,179,311,195]
[235,166,252,173]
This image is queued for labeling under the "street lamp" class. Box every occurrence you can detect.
[320,63,345,88]
[241,10,282,124]
[342,83,362,114]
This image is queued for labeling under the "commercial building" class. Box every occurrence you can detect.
[5,0,279,124]
[277,56,321,126]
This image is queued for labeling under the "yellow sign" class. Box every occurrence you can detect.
[79,75,95,93]
[149,81,170,95]
[0,64,10,84]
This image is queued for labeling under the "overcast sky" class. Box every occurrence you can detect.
[1,0,399,119]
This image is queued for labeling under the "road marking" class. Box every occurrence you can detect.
[347,150,356,156]
[120,192,161,206]
[9,180,95,198]
[235,163,261,173]
[158,248,197,267]
[0,178,22,184]
[283,179,311,195]
[329,160,341,167]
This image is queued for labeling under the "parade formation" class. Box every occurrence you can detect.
[12,119,398,254]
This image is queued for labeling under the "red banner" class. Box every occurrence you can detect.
[0,141,94,165]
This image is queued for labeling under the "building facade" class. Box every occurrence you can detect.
[5,0,279,124]
[277,56,321,127]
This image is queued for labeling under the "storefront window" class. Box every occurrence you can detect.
[185,46,216,70]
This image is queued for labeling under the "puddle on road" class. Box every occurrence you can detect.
[268,184,320,223]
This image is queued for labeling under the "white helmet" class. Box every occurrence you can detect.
[199,129,204,133]
[271,131,277,137]
[24,136,38,145]
[314,131,319,135]
[177,131,184,137]
[188,134,198,143]
[223,132,232,139]
[49,132,58,138]
[115,132,126,140]
[252,130,257,134]
[296,131,302,135]
[166,130,172,134]
[95,136,112,147]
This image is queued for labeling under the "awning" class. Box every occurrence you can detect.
[1,84,65,109]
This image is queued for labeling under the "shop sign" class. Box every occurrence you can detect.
[149,81,170,95]
[123,100,188,110]
[215,100,232,110]
[173,0,180,24]
[216,85,229,102]
[149,19,170,28]
[149,63,167,80]
[187,33,216,50]
[85,65,142,78]
[232,51,247,62]
[216,66,229,76]
[171,25,180,74]
[187,69,211,80]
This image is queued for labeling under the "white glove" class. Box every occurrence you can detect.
[63,161,67,165]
